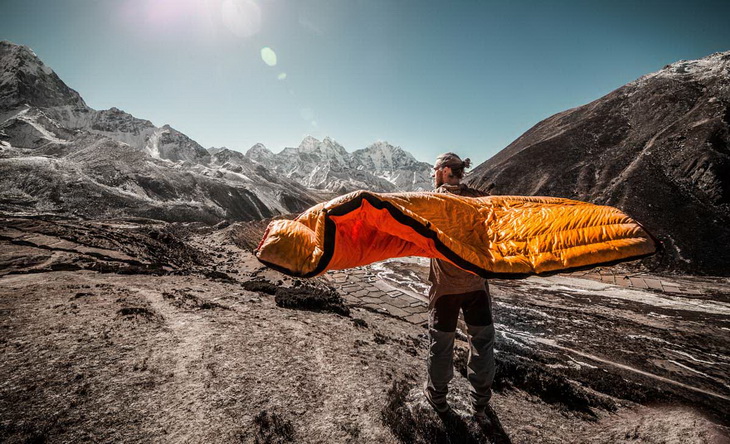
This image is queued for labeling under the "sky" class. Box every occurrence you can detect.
[1,0,729,166]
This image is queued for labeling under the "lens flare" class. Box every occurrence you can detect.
[300,108,315,121]
[277,72,287,80]
[261,47,277,66]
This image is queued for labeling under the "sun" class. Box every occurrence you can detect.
[221,0,262,38]
[124,0,263,40]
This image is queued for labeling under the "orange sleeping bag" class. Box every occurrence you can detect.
[255,190,656,278]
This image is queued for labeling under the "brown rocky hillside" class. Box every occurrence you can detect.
[467,51,730,275]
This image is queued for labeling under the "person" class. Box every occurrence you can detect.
[424,152,495,423]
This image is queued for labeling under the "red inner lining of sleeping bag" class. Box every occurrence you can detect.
[327,198,445,270]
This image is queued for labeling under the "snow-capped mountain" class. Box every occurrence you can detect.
[466,51,730,275]
[352,141,433,191]
[244,143,275,164]
[0,41,318,222]
[0,40,431,223]
[245,137,432,193]
[0,42,86,110]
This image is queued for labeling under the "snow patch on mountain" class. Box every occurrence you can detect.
[16,111,69,145]
[630,51,730,88]
[145,128,163,159]
[247,137,432,192]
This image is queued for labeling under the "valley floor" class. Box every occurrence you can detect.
[0,215,728,443]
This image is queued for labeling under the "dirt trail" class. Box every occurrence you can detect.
[134,285,217,442]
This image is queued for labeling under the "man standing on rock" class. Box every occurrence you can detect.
[424,152,495,423]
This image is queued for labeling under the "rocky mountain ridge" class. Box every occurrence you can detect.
[244,137,432,193]
[0,42,86,110]
[0,41,428,223]
[466,51,730,275]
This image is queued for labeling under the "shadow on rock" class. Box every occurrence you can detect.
[381,379,509,444]
[116,306,163,323]
[251,411,296,444]
[243,278,350,316]
[274,285,350,317]
[241,279,279,295]
[453,340,616,419]
[162,290,230,311]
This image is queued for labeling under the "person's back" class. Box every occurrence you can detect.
[423,153,495,425]
[428,183,489,304]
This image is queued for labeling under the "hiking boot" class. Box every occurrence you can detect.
[423,385,450,413]
[473,405,494,428]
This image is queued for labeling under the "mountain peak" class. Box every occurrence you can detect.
[320,136,347,154]
[0,40,86,110]
[298,135,321,151]
[246,143,274,162]
[249,142,269,151]
[0,41,49,74]
[628,51,730,89]
[295,135,349,161]
[363,140,406,155]
[352,140,424,172]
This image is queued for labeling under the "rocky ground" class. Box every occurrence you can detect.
[1,214,728,443]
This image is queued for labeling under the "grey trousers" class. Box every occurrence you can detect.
[426,289,495,408]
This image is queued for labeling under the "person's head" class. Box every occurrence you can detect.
[432,152,471,187]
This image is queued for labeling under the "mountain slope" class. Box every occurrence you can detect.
[466,51,730,275]
[0,41,319,222]
[0,42,86,110]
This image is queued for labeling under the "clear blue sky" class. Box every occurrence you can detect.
[2,0,729,165]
